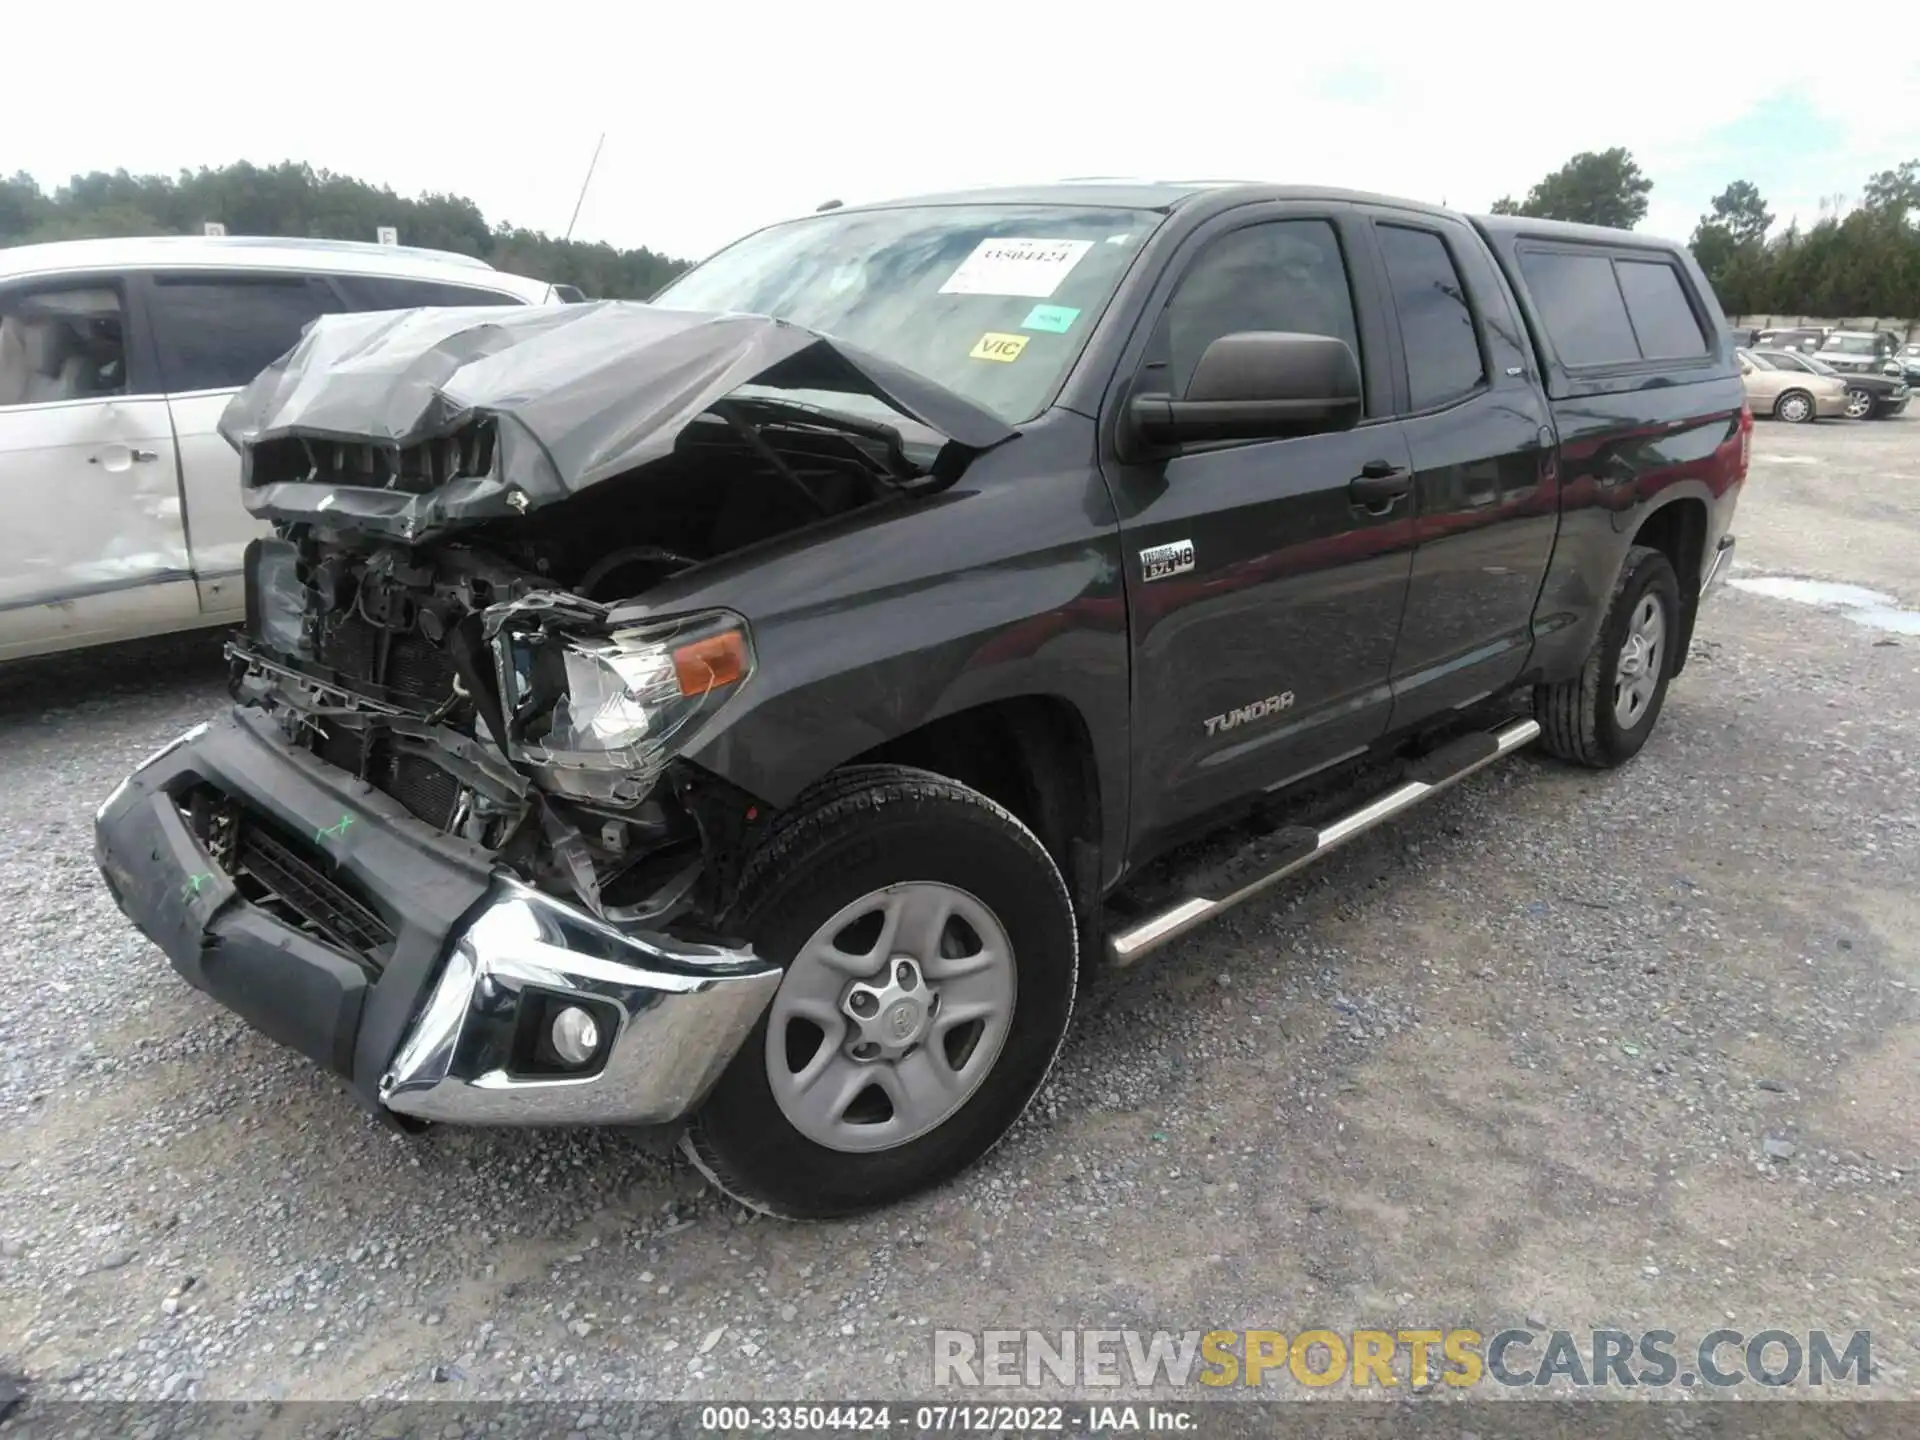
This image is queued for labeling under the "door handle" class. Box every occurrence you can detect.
[86,447,160,466]
[1349,463,1412,508]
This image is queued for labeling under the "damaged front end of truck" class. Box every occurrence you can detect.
[93,301,1014,1129]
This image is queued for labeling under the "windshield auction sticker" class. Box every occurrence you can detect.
[940,238,1093,297]
[969,332,1030,363]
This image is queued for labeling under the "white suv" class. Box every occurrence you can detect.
[0,236,560,661]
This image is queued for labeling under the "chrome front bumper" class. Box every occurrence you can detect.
[380,881,780,1127]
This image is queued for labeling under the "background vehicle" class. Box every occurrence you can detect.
[0,236,559,662]
[1744,345,1909,419]
[96,185,1745,1218]
[1738,345,1849,421]
[1897,342,1920,387]
[1812,328,1902,377]
[1754,326,1826,354]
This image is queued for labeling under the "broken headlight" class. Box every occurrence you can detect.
[496,609,753,805]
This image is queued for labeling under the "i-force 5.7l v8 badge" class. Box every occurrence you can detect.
[1140,539,1195,582]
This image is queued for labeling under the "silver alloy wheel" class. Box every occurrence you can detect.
[765,882,1016,1153]
[1777,391,1813,423]
[1845,388,1873,419]
[1613,593,1666,729]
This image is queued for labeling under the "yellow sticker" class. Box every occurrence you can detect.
[969,332,1029,363]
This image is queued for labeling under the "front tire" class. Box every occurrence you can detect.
[683,766,1077,1218]
[1775,389,1816,423]
[1844,387,1873,420]
[1534,546,1681,769]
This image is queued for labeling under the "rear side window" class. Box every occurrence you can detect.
[148,275,338,392]
[1376,224,1486,409]
[1516,251,1639,367]
[1520,248,1712,369]
[1615,260,1706,359]
[0,283,129,407]
[331,275,525,310]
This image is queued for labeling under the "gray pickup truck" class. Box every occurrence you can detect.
[95,183,1747,1217]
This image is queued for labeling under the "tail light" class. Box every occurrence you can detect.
[1737,403,1752,480]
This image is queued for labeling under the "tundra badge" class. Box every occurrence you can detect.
[1140,539,1195,582]
[1205,693,1295,736]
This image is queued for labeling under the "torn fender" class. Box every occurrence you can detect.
[220,303,1018,543]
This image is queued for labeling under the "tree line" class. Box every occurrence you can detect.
[6,153,1918,319]
[0,161,691,299]
[1489,148,1920,319]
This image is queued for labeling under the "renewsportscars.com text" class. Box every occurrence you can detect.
[932,1328,1873,1390]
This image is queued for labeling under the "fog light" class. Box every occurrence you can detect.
[550,1006,602,1067]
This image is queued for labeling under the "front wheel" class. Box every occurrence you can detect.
[1534,546,1681,769]
[1775,389,1816,423]
[682,766,1078,1218]
[1844,387,1873,420]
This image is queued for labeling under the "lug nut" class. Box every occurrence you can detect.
[851,1041,880,1061]
[549,1006,601,1067]
[849,991,878,1017]
[895,961,915,988]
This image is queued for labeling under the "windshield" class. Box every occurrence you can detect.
[653,204,1162,425]
[1825,335,1873,355]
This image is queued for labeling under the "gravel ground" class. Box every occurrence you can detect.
[1,416,1915,1410]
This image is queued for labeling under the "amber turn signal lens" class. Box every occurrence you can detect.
[672,630,749,696]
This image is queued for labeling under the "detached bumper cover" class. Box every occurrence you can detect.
[94,708,777,1127]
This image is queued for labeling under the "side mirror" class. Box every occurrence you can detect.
[1129,332,1362,446]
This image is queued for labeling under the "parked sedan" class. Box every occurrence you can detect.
[1746,346,1909,419]
[1737,347,1851,422]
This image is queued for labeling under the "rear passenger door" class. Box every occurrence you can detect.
[0,275,195,660]
[1361,210,1556,723]
[136,272,345,620]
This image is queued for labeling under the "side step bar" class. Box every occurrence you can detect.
[1106,716,1542,966]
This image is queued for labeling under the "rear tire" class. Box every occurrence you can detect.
[1775,389,1815,423]
[682,765,1077,1218]
[1534,546,1680,769]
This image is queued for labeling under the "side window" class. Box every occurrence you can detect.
[1155,220,1362,400]
[1615,260,1706,359]
[146,274,339,393]
[0,283,129,408]
[1516,250,1639,367]
[331,275,524,310]
[1376,224,1486,409]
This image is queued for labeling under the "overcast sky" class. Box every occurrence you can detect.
[12,2,1920,262]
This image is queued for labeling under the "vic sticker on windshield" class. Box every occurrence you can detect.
[940,238,1094,298]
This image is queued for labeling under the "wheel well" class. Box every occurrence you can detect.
[848,698,1101,878]
[1631,498,1707,674]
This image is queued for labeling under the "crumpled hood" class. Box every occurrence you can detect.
[220,301,1018,542]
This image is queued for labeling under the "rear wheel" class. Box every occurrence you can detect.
[1534,546,1680,769]
[1775,389,1815,423]
[683,766,1077,1218]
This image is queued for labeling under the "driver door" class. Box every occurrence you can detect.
[1099,206,1416,859]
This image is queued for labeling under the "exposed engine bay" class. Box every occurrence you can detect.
[229,400,951,929]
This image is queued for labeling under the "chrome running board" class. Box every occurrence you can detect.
[1106,716,1542,966]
